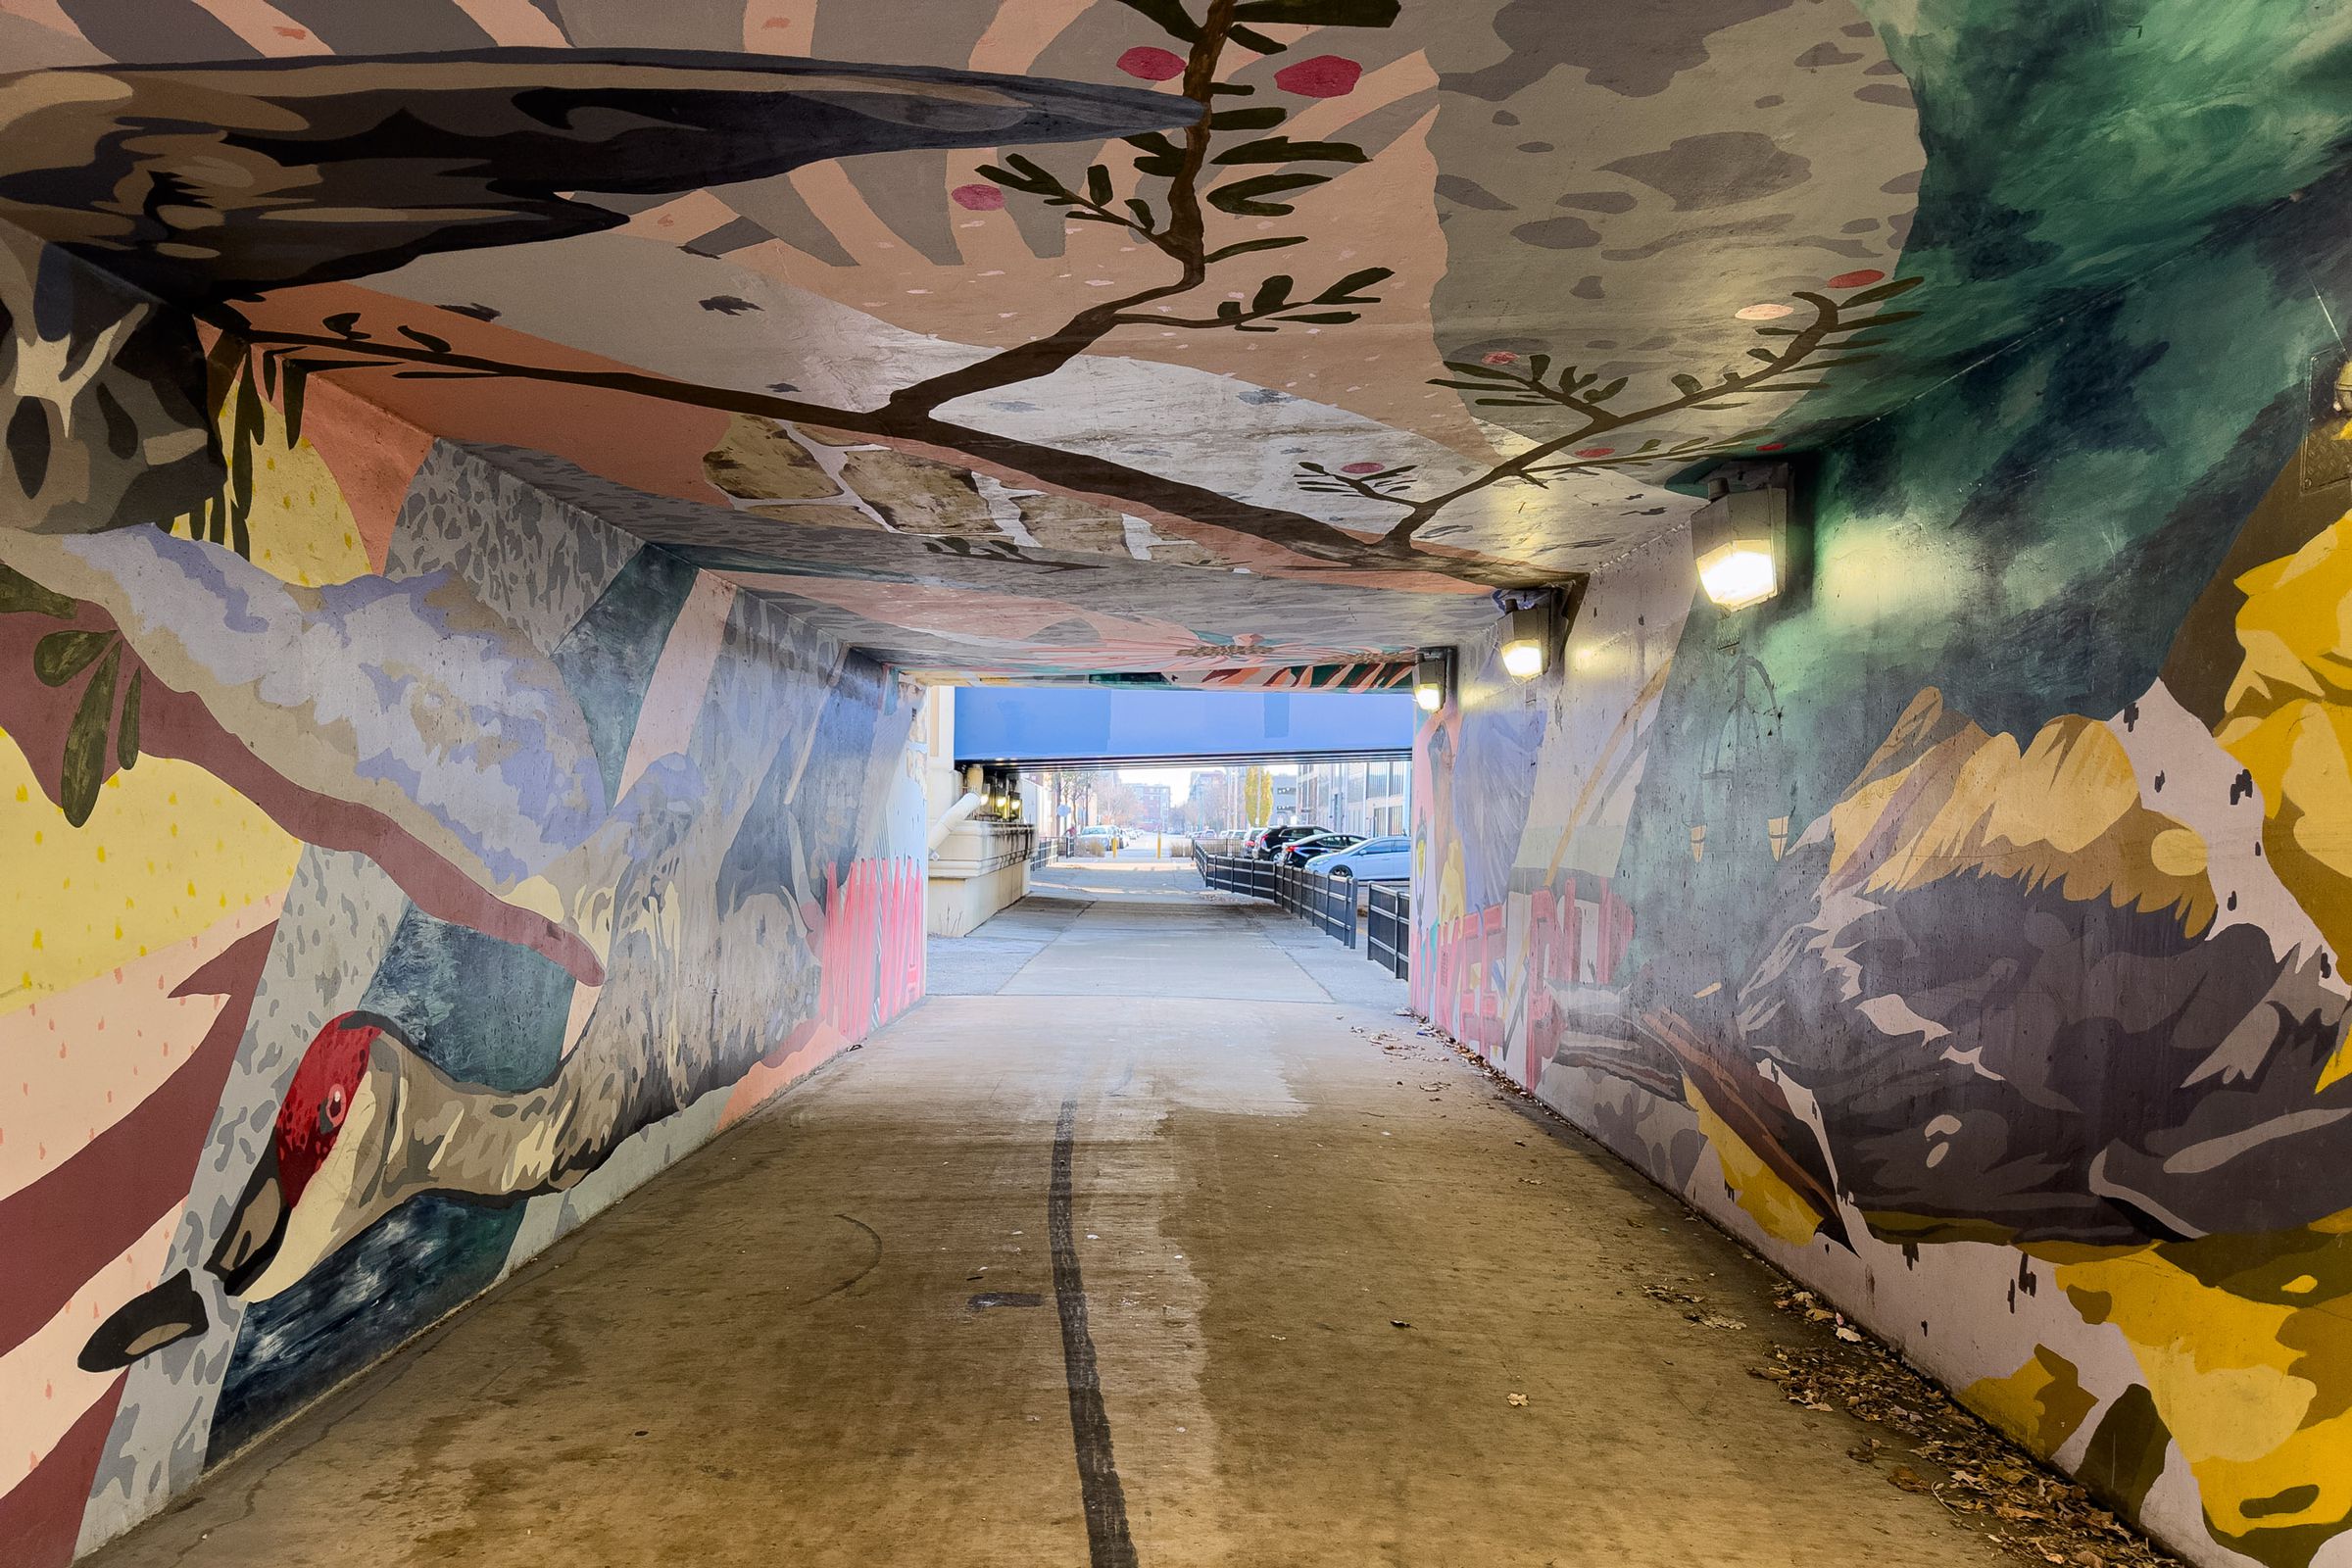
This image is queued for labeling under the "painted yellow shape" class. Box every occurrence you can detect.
[1966,1345,2097,1456]
[2220,511,2352,958]
[1684,1074,1823,1247]
[2056,1247,2352,1539]
[0,730,299,1016]
[167,380,371,589]
[1824,695,2214,934]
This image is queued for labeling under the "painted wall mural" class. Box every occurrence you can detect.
[6,2,2352,1566]
[0,417,928,1564]
[1414,90,2352,1568]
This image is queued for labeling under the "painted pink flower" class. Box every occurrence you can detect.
[1826,269,1886,289]
[1572,447,1615,459]
[1735,302,1795,321]
[1117,46,1187,80]
[952,183,1005,211]
[1481,350,1518,366]
[1273,55,1362,97]
[1340,461,1386,474]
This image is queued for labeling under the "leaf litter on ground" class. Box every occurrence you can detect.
[1757,1286,2181,1568]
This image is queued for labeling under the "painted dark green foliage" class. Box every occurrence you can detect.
[24,608,143,826]
[1615,153,2352,992]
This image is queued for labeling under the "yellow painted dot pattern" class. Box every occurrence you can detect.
[1,733,300,1018]
[166,388,372,589]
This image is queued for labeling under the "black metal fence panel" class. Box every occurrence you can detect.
[1192,850,1366,951]
[1364,884,1410,979]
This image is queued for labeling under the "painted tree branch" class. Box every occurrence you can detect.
[1371,284,1920,548]
[216,314,1541,588]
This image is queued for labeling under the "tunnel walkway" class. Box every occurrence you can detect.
[88,885,2018,1568]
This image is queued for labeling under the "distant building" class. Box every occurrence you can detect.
[1133,782,1171,829]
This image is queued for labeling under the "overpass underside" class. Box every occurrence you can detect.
[4,8,2345,1568]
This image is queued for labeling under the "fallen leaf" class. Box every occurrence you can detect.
[1888,1465,1933,1494]
[1506,1393,1528,1407]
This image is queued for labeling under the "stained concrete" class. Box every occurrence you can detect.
[84,884,2021,1568]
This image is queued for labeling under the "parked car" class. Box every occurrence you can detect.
[1305,835,1411,881]
[1278,831,1362,867]
[1077,824,1124,852]
[1253,825,1328,860]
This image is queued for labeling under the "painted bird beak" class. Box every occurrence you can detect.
[206,1143,287,1296]
[76,1269,209,1372]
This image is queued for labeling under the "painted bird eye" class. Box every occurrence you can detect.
[324,1085,346,1126]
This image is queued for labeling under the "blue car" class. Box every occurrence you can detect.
[1304,834,1411,881]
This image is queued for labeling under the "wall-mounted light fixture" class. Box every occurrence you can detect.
[1692,479,1788,612]
[1494,587,1561,680]
[1413,647,1455,712]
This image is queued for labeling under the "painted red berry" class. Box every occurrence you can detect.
[952,183,1005,211]
[1757,442,1787,452]
[1572,447,1615,459]
[1827,269,1886,289]
[1273,55,1362,97]
[1341,462,1385,474]
[1117,46,1187,80]
[1481,350,1518,366]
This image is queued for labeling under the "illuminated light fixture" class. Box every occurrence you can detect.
[1413,647,1454,712]
[1494,588,1560,681]
[1692,482,1788,612]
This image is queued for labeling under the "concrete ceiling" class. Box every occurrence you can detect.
[2,0,2342,679]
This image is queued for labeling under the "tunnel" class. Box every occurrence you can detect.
[2,6,2348,1567]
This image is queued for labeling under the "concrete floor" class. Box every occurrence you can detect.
[88,878,2019,1567]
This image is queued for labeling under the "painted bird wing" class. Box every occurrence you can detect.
[0,49,1189,300]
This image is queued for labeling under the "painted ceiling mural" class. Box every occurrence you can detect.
[2,1,2333,680]
[0,0,1935,684]
[6,4,2352,1567]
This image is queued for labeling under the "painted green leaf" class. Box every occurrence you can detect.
[1437,363,1524,380]
[282,359,309,446]
[60,642,120,828]
[1233,0,1398,21]
[1213,136,1367,167]
[1204,236,1306,263]
[117,666,142,770]
[1124,198,1156,228]
[1208,107,1286,130]
[1749,348,1781,363]
[1672,373,1705,396]
[322,311,368,341]
[1110,0,1200,41]
[1315,266,1392,302]
[1280,311,1358,323]
[1205,172,1325,216]
[397,324,453,354]
[1590,377,1628,402]
[33,628,113,687]
[0,565,78,619]
[1250,274,1295,313]
[1227,24,1286,52]
[1086,164,1113,207]
[1124,132,1187,177]
[1843,310,1922,328]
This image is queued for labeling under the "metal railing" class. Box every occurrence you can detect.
[1275,861,1355,947]
[1194,847,1411,969]
[1364,883,1410,979]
